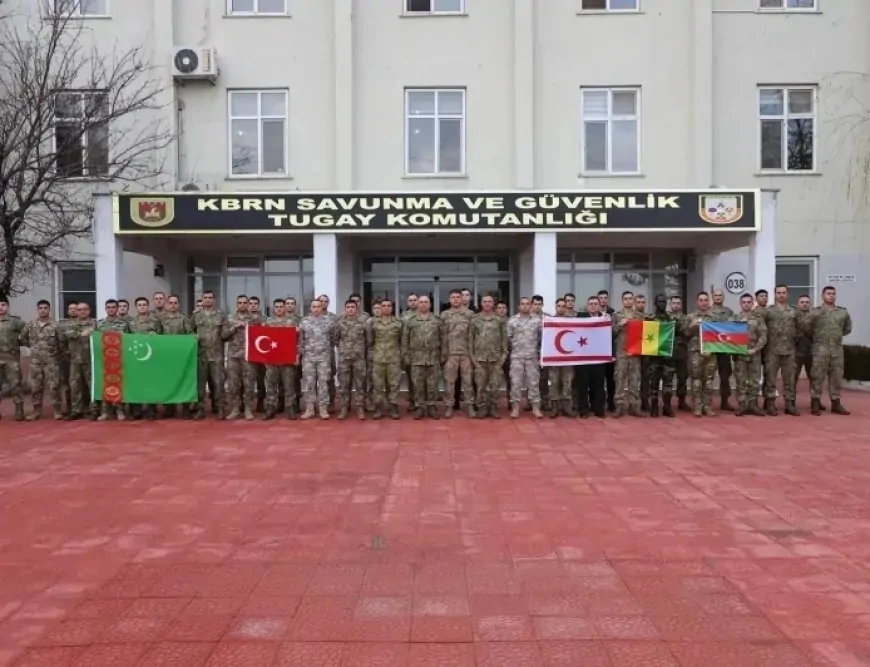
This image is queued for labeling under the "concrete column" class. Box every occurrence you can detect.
[513,0,535,188]
[92,195,124,308]
[533,232,557,311]
[333,0,354,189]
[314,233,338,307]
[749,190,777,293]
[690,0,713,187]
[153,0,179,183]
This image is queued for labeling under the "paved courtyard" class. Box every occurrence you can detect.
[0,390,868,667]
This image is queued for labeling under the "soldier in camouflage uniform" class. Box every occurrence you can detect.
[161,295,194,419]
[682,292,718,417]
[248,296,268,412]
[496,301,511,400]
[285,297,302,411]
[634,294,650,411]
[262,298,300,420]
[613,291,644,418]
[349,293,374,412]
[761,285,799,416]
[531,295,549,409]
[57,301,78,417]
[62,302,98,421]
[117,299,132,323]
[96,299,131,421]
[731,293,768,416]
[318,295,339,412]
[793,295,821,409]
[299,298,334,420]
[548,298,575,418]
[333,299,369,420]
[440,289,475,418]
[754,289,770,401]
[369,299,403,420]
[0,296,26,421]
[401,293,419,410]
[802,285,852,416]
[507,297,543,419]
[402,295,442,419]
[668,296,691,411]
[191,290,228,419]
[710,289,735,411]
[127,297,164,420]
[644,295,678,418]
[222,295,258,421]
[471,295,508,419]
[151,292,167,320]
[21,299,63,420]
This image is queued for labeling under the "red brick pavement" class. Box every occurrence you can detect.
[0,391,869,666]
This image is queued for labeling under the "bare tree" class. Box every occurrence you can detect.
[0,2,172,297]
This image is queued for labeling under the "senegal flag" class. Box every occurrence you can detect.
[625,319,675,357]
[90,332,198,404]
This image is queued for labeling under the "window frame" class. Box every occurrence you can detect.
[775,256,818,305]
[579,0,641,12]
[757,85,817,173]
[580,86,642,175]
[52,90,110,179]
[404,87,467,177]
[55,261,97,318]
[226,88,290,179]
[758,0,817,11]
[51,0,110,17]
[226,0,289,15]
[403,0,466,14]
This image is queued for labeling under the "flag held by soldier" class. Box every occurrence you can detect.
[700,322,750,355]
[245,324,298,365]
[540,317,613,366]
[624,319,675,357]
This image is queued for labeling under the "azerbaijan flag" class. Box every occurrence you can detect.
[700,322,750,355]
[90,332,198,404]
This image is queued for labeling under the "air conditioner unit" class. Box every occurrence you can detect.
[172,46,218,81]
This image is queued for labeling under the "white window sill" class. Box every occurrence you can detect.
[576,10,643,16]
[44,14,111,20]
[223,13,292,18]
[226,174,294,181]
[754,170,821,177]
[59,176,112,183]
[755,9,821,14]
[578,172,645,178]
[402,173,469,180]
[400,12,469,18]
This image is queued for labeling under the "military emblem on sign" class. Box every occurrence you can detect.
[699,195,744,225]
[130,197,175,228]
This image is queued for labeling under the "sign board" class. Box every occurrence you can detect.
[826,274,856,283]
[724,272,747,294]
[113,189,761,235]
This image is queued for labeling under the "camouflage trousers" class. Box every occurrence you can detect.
[810,347,844,400]
[265,364,298,412]
[443,355,473,405]
[509,357,541,406]
[226,357,258,412]
[614,356,641,409]
[766,352,796,401]
[301,354,331,409]
[58,354,71,414]
[474,360,502,410]
[29,359,61,411]
[198,359,225,412]
[338,354,367,409]
[645,358,676,399]
[689,353,717,409]
[69,359,96,416]
[733,353,762,403]
[548,366,573,402]
[372,360,402,408]
[410,364,440,407]
[794,353,812,395]
[0,360,23,406]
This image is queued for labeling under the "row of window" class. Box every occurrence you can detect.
[58,0,818,17]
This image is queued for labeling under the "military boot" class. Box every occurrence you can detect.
[831,399,850,415]
[703,404,716,417]
[476,406,488,419]
[810,398,822,416]
[765,398,778,416]
[693,404,703,417]
[662,397,675,418]
[428,406,439,420]
[97,411,110,421]
[372,408,383,420]
[389,405,400,420]
[628,405,644,418]
[338,406,349,420]
[466,405,476,419]
[182,406,192,420]
[53,408,64,421]
[678,397,691,412]
[244,409,254,421]
[649,399,659,418]
[549,402,560,419]
[164,406,176,419]
[489,404,500,419]
[116,409,127,421]
[747,401,765,416]
[413,408,425,420]
[286,405,299,420]
[819,402,827,412]
[785,400,800,416]
[300,406,315,420]
[226,408,240,421]
[319,407,330,420]
[613,406,625,419]
[721,397,734,412]
[193,408,205,420]
[27,408,42,421]
[357,407,367,420]
[262,409,275,421]
[561,401,575,418]
[640,399,649,412]
[510,404,520,419]
[444,406,454,419]
[14,404,25,422]
[735,401,746,416]
[532,403,544,419]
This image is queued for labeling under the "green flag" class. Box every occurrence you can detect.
[91,333,198,404]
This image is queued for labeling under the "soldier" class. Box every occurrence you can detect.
[161,295,194,419]
[441,289,475,418]
[349,293,374,412]
[470,295,508,419]
[126,297,163,419]
[96,299,131,421]
[803,285,852,416]
[62,302,98,421]
[151,292,167,320]
[668,296,691,411]
[402,294,442,419]
[507,296,543,419]
[285,297,302,411]
[222,295,257,420]
[246,296,267,412]
[299,298,334,420]
[0,296,26,421]
[402,292,419,410]
[548,298,575,418]
[531,294,549,410]
[597,290,617,412]
[760,284,799,416]
[21,299,63,421]
[732,293,768,416]
[754,289,770,401]
[456,288,477,410]
[318,294,339,412]
[369,299,403,420]
[372,302,382,318]
[709,289,735,411]
[612,291,644,418]
[682,291,718,417]
[194,299,203,313]
[333,299,369,420]
[263,298,299,420]
[644,294,678,418]
[349,293,370,319]
[794,294,821,409]
[634,294,650,411]
[117,299,132,323]
[496,300,511,399]
[57,301,78,417]
[191,290,228,419]
[576,296,608,418]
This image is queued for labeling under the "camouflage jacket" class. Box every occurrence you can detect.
[710,304,734,322]
[265,314,298,329]
[761,304,798,355]
[161,312,193,335]
[794,309,814,356]
[506,314,541,361]
[802,305,852,350]
[402,313,443,366]
[440,307,473,356]
[56,318,72,357]
[192,309,228,362]
[469,312,507,362]
[97,317,130,332]
[732,310,768,355]
[0,315,24,362]
[298,315,333,359]
[128,314,163,335]
[63,318,97,363]
[613,307,644,358]
[369,317,403,365]
[151,308,167,321]
[21,319,61,360]
[222,312,258,359]
[333,314,369,359]
[682,310,718,355]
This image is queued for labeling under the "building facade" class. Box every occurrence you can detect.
[9,0,870,339]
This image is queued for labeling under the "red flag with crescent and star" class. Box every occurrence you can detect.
[244,325,298,365]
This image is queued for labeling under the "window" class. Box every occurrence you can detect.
[581,88,640,174]
[776,258,816,305]
[53,0,109,16]
[228,90,288,177]
[405,0,464,13]
[405,88,465,176]
[759,0,816,10]
[580,0,639,10]
[227,0,287,14]
[54,91,109,177]
[759,86,816,171]
[58,262,96,316]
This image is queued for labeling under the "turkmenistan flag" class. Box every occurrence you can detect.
[625,319,675,357]
[90,332,198,404]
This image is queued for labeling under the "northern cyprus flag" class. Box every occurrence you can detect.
[540,317,613,367]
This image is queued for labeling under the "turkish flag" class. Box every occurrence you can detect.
[245,325,298,365]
